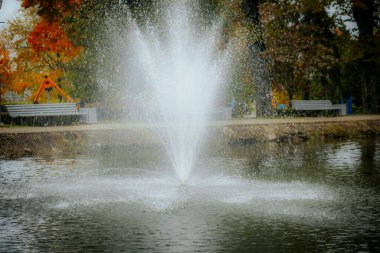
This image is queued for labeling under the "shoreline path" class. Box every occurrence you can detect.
[0,115,379,134]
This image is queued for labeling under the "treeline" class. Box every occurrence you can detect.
[260,0,380,114]
[222,0,380,114]
[0,0,379,116]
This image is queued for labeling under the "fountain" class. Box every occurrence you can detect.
[1,1,379,252]
[121,1,232,183]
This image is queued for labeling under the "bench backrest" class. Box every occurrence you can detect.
[6,103,80,117]
[291,100,335,110]
[210,107,232,120]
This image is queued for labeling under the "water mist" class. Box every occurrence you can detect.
[122,1,232,183]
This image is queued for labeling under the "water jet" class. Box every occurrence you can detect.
[179,179,188,188]
[122,1,232,183]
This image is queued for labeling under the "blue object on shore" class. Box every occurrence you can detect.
[347,96,352,115]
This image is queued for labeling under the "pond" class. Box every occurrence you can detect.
[1,138,379,252]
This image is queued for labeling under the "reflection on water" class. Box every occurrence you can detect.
[325,142,362,169]
[0,138,379,252]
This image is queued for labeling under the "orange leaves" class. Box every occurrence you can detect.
[69,0,81,6]
[0,48,33,95]
[23,19,82,100]
[0,4,82,102]
[13,79,31,94]
[28,20,82,59]
[24,0,83,64]
[0,48,11,70]
[0,48,13,89]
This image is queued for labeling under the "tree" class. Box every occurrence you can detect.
[21,0,84,102]
[352,0,378,113]
[0,47,13,98]
[21,0,81,21]
[27,20,82,70]
[67,0,157,108]
[0,6,81,103]
[331,0,380,112]
[260,0,344,104]
[242,0,273,116]
[0,7,41,100]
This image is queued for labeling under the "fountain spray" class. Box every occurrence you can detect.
[122,1,232,184]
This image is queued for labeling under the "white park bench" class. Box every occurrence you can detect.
[210,107,233,120]
[5,103,97,123]
[291,100,346,116]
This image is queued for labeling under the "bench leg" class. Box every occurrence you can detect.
[338,104,347,116]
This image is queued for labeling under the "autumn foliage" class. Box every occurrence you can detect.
[0,1,84,103]
[1,0,378,112]
[28,21,81,59]
[23,0,83,60]
[0,48,13,93]
[22,0,82,21]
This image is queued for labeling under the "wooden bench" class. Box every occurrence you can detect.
[291,100,346,116]
[5,103,97,124]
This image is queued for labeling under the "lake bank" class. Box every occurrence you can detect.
[1,115,379,158]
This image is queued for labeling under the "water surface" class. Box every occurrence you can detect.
[1,138,379,252]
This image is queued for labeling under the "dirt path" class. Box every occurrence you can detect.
[0,115,379,134]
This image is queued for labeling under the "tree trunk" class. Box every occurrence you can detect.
[242,0,273,116]
[352,0,377,113]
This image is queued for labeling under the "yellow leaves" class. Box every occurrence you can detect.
[13,79,30,94]
[0,47,15,95]
[0,48,10,67]
[0,6,82,102]
[272,85,290,108]
[296,60,305,68]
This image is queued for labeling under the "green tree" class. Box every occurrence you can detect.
[332,0,380,112]
[69,0,155,116]
[261,0,343,102]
